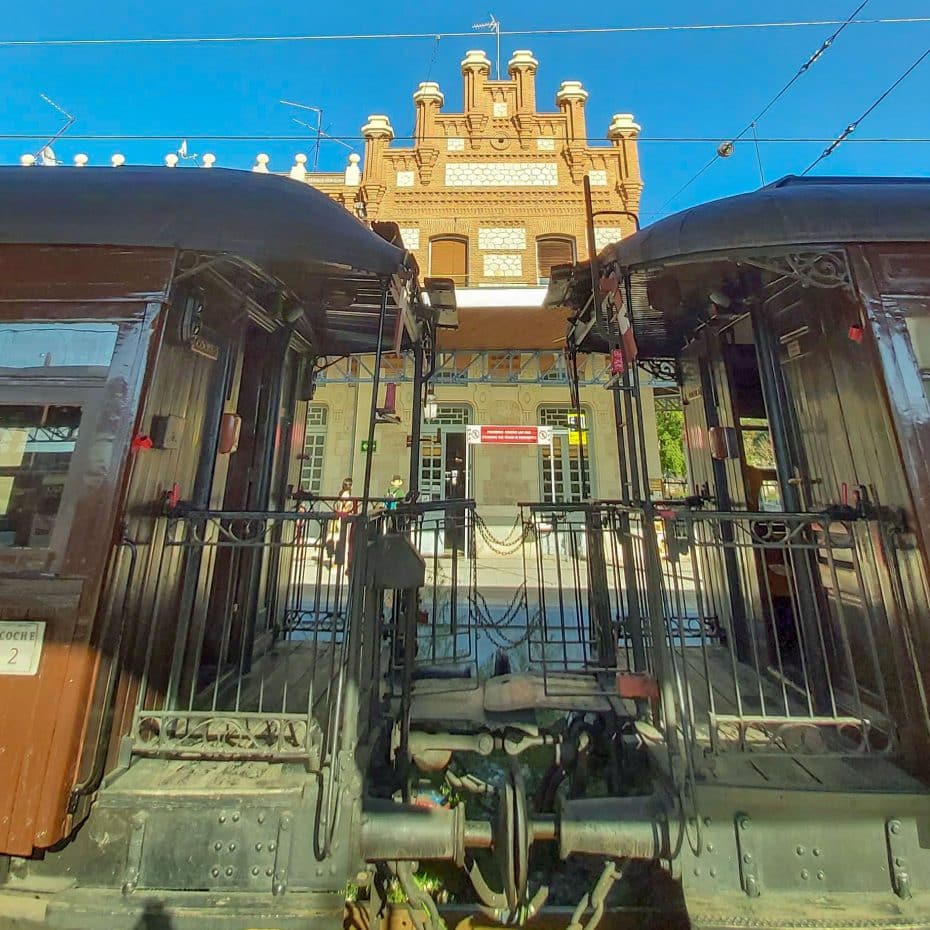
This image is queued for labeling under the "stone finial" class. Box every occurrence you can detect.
[73,154,89,167]
[508,50,538,74]
[345,152,361,186]
[461,49,491,73]
[19,154,36,166]
[361,115,394,141]
[608,112,642,140]
[111,154,126,167]
[165,153,179,167]
[202,153,216,168]
[290,153,308,179]
[556,80,589,105]
[413,81,444,106]
[253,153,270,173]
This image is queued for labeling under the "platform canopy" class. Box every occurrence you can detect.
[0,166,417,355]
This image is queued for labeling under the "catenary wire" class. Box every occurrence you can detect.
[803,45,930,174]
[1,134,929,144]
[655,0,873,213]
[0,17,928,47]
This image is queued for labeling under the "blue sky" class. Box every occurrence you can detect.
[1,1,928,219]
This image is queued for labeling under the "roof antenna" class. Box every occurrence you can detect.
[473,14,501,80]
[281,101,355,169]
[34,94,75,162]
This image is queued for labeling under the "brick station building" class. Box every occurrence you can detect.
[285,49,662,543]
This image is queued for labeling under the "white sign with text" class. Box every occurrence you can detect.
[0,621,46,676]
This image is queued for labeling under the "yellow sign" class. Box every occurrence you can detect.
[568,429,588,447]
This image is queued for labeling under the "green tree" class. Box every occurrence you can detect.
[656,408,686,477]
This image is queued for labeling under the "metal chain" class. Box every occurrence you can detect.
[473,512,535,556]
[469,584,541,649]
[567,860,623,930]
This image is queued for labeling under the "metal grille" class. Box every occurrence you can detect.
[130,510,362,767]
[651,508,895,756]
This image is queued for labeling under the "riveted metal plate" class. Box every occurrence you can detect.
[734,813,760,897]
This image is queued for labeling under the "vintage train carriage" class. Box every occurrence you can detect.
[0,166,416,871]
[550,175,930,926]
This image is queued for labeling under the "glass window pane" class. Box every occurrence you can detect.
[0,405,82,548]
[0,324,118,375]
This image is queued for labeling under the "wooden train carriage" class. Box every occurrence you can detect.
[546,176,930,925]
[0,166,416,859]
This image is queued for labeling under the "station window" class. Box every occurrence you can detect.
[429,237,469,287]
[536,237,575,285]
[0,404,82,548]
[538,405,592,501]
[300,405,328,495]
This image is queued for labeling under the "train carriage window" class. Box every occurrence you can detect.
[0,323,118,377]
[904,313,930,406]
[0,405,82,548]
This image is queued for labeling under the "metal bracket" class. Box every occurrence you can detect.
[886,818,912,899]
[122,813,147,895]
[734,813,760,898]
[272,812,293,896]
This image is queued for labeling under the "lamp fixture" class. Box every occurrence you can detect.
[424,386,438,422]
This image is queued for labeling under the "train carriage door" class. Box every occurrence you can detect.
[763,276,891,710]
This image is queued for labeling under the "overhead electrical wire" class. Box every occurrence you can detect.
[1,134,928,144]
[0,16,928,48]
[803,45,930,174]
[655,0,873,213]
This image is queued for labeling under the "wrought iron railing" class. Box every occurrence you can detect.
[130,509,367,767]
[651,508,896,756]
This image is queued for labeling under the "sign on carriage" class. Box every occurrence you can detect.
[466,425,554,445]
[0,620,45,676]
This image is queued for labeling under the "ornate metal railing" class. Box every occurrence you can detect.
[130,509,367,766]
[651,508,896,756]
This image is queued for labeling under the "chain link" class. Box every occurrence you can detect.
[474,512,535,556]
[567,860,623,930]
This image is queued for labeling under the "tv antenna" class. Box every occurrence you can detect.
[34,94,75,162]
[472,14,501,79]
[281,100,354,171]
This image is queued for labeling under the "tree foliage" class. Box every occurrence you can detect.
[656,408,686,477]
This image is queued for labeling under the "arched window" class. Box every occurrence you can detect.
[536,236,575,285]
[430,236,469,286]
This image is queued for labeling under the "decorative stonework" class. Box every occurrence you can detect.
[478,227,527,250]
[398,227,421,249]
[594,227,623,251]
[493,102,508,118]
[588,170,607,187]
[445,162,558,187]
[484,254,523,277]
[396,170,415,187]
[537,138,555,151]
[447,137,465,152]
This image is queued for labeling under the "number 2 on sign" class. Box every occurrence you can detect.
[7,647,18,664]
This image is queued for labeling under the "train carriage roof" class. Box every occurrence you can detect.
[549,176,930,359]
[0,166,413,355]
[607,175,930,271]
